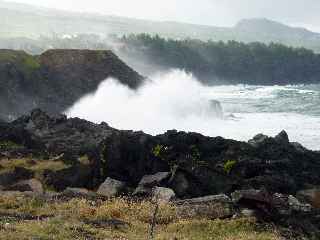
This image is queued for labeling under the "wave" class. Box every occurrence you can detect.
[67,69,224,133]
[67,69,320,150]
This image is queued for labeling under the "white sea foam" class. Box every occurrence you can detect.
[67,69,320,150]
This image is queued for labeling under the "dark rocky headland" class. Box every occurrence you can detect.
[0,49,144,121]
[0,109,319,239]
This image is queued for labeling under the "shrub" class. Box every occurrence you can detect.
[0,140,21,151]
[224,160,237,174]
[152,144,165,158]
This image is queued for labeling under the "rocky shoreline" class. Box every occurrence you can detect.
[0,109,320,239]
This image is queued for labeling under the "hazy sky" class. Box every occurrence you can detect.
[5,0,320,31]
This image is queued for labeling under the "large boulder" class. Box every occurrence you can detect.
[42,164,93,191]
[232,189,312,217]
[0,167,33,187]
[175,195,234,219]
[297,188,320,209]
[274,130,290,144]
[97,178,127,198]
[248,133,269,147]
[11,109,114,158]
[101,131,169,185]
[169,171,189,197]
[151,187,176,203]
[5,178,44,194]
[287,195,312,213]
[231,189,271,204]
[134,172,170,196]
[62,188,98,199]
[138,172,170,187]
[249,131,290,147]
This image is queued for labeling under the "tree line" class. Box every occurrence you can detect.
[119,34,320,85]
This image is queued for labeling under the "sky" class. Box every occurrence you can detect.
[4,0,320,32]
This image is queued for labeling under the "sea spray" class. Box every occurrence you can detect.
[67,69,320,150]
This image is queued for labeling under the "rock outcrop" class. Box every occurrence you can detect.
[0,167,33,187]
[134,172,171,196]
[102,129,320,198]
[1,110,320,238]
[151,187,176,203]
[1,110,320,199]
[0,49,144,121]
[297,188,320,209]
[97,177,127,198]
[5,178,44,194]
[175,195,234,219]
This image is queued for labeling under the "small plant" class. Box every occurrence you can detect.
[188,145,209,170]
[97,51,107,60]
[0,140,21,151]
[23,55,40,71]
[190,145,201,161]
[224,160,237,174]
[152,144,166,158]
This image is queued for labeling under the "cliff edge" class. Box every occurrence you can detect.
[0,49,144,121]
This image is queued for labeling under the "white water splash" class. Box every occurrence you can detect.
[67,69,320,150]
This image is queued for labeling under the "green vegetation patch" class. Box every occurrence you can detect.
[152,144,166,158]
[22,55,40,71]
[0,157,69,175]
[96,50,107,61]
[0,51,23,62]
[0,141,22,151]
[224,160,237,174]
[0,50,40,76]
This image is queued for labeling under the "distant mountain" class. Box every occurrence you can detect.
[1,0,320,52]
[234,19,320,49]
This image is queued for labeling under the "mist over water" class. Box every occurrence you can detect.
[67,69,320,150]
[67,70,218,131]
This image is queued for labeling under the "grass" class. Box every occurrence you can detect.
[0,50,40,76]
[0,51,23,62]
[0,141,22,151]
[0,157,70,191]
[0,158,69,174]
[0,195,281,240]
[22,55,40,71]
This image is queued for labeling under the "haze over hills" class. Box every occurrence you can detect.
[1,0,320,52]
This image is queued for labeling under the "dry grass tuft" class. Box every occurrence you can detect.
[0,195,282,240]
[0,158,68,173]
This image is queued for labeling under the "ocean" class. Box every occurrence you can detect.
[68,70,320,151]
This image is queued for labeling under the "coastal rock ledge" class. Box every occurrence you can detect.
[1,109,320,238]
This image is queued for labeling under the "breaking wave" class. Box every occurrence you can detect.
[67,69,320,150]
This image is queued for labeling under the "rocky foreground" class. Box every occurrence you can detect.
[0,109,320,239]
